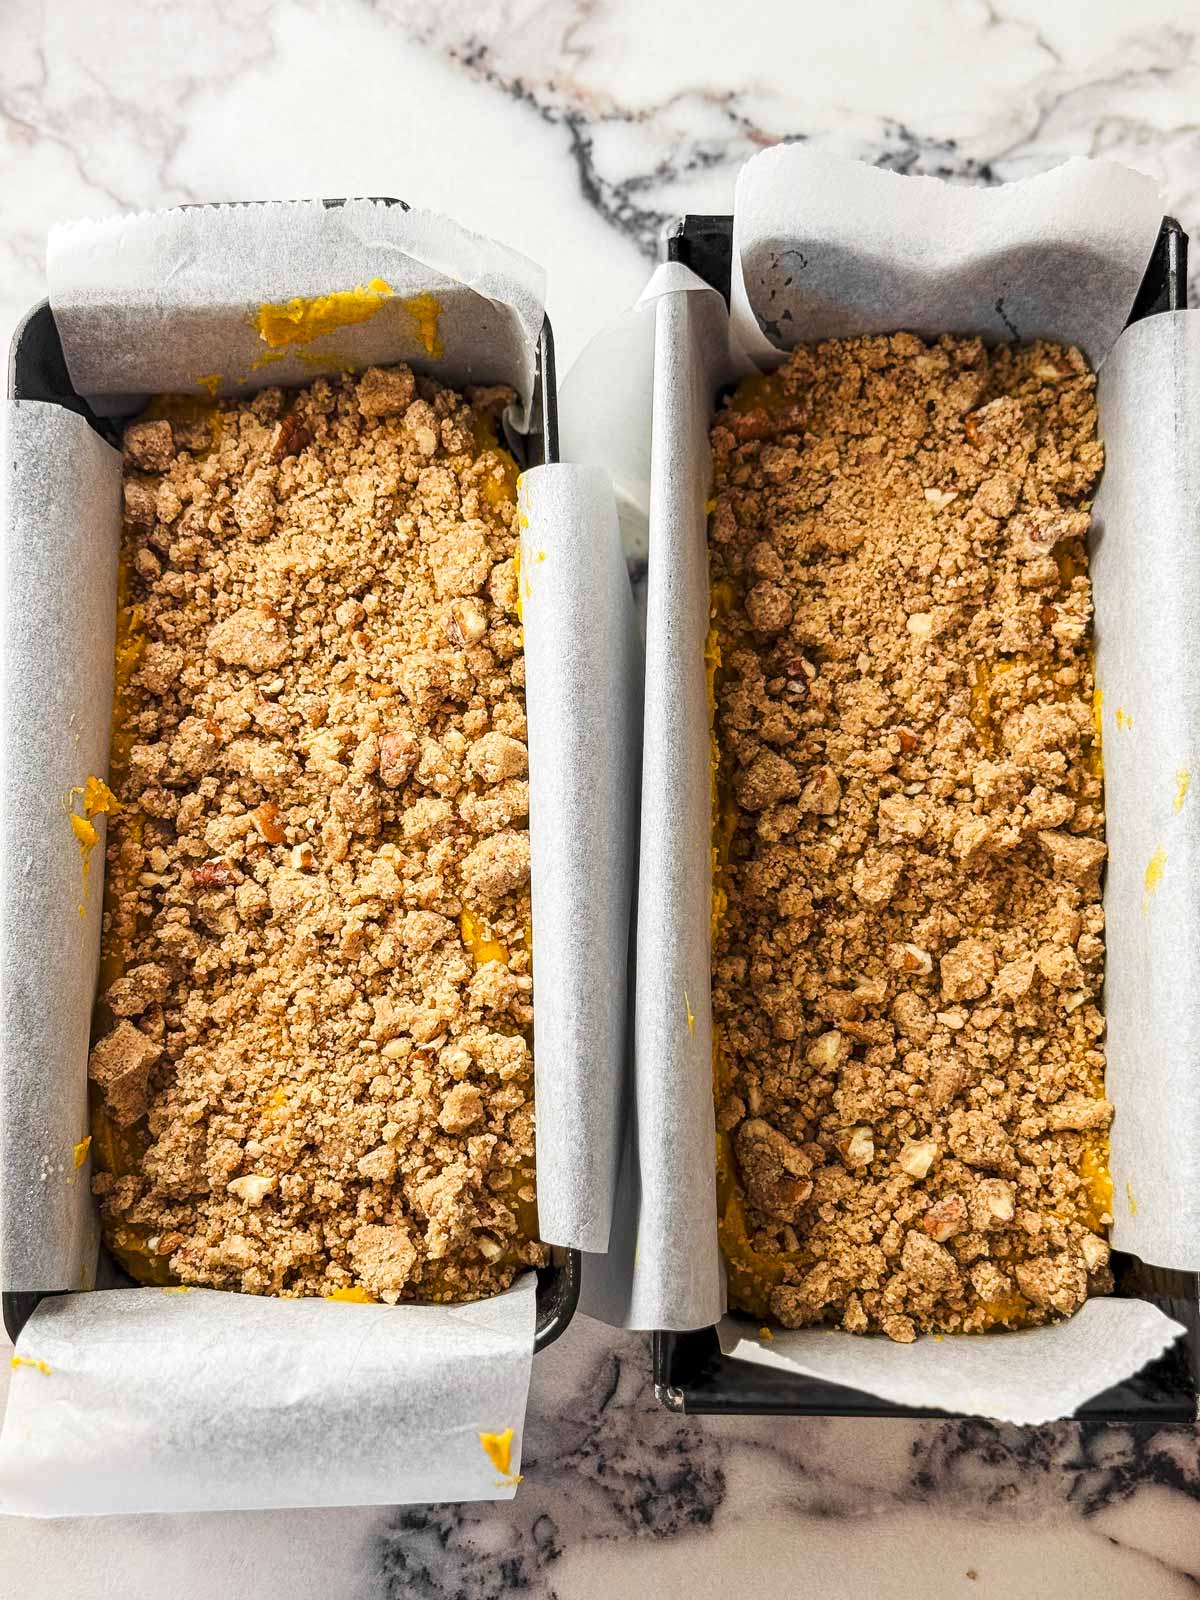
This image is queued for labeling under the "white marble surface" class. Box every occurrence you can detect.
[3,0,1200,1593]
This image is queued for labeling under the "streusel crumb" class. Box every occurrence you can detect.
[710,333,1112,1339]
[91,366,547,1303]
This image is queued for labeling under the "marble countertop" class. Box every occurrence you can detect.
[3,0,1200,1593]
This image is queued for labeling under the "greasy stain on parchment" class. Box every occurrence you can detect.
[1142,845,1166,916]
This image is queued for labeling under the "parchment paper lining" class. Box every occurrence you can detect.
[0,1279,535,1516]
[1093,311,1200,1272]
[48,199,545,425]
[519,463,641,1253]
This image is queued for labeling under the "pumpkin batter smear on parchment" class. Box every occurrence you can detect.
[710,333,1113,1342]
[91,364,547,1303]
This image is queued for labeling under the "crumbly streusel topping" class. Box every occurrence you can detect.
[90,365,546,1303]
[710,333,1112,1341]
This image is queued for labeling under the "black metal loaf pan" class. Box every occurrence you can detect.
[654,212,1199,1419]
[3,197,579,1353]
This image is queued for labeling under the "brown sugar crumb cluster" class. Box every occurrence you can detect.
[709,333,1113,1342]
[90,364,547,1304]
